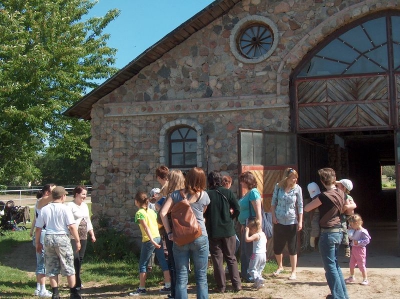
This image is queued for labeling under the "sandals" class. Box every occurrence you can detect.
[273,268,284,276]
[288,273,297,280]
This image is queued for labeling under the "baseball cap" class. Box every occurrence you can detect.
[336,179,353,191]
[307,182,321,199]
[52,186,68,199]
[150,188,161,197]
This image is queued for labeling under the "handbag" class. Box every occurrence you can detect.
[170,190,202,246]
[248,200,273,239]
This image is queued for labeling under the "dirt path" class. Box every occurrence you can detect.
[4,224,400,298]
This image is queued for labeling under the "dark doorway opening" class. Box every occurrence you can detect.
[298,130,396,223]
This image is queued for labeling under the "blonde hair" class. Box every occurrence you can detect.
[278,168,298,188]
[247,218,261,231]
[166,170,185,195]
[348,214,363,226]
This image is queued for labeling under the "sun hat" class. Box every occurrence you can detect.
[150,187,161,197]
[336,179,353,192]
[52,186,68,199]
[307,182,321,199]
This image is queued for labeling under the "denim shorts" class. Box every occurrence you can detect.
[33,230,46,275]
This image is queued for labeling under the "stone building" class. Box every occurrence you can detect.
[66,0,400,251]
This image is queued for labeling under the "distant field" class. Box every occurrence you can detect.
[0,194,91,207]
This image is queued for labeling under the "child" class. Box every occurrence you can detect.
[245,218,267,289]
[129,191,171,296]
[336,179,357,257]
[35,186,82,299]
[345,214,371,286]
[149,188,160,212]
[307,182,321,251]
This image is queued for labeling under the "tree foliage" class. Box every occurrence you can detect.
[0,0,119,185]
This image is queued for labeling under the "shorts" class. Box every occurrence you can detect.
[33,229,47,275]
[44,234,75,277]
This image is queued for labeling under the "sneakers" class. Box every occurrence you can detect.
[159,286,171,293]
[51,294,60,299]
[129,288,147,296]
[361,279,369,285]
[69,292,82,299]
[345,276,356,284]
[254,278,265,290]
[345,247,351,257]
[39,290,52,298]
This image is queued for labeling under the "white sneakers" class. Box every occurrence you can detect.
[34,289,52,298]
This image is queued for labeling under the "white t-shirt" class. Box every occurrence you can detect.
[253,232,267,254]
[35,202,75,235]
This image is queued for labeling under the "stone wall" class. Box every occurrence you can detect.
[89,0,400,243]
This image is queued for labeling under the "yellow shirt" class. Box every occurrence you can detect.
[135,207,160,242]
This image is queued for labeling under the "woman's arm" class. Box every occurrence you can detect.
[297,188,303,231]
[160,196,174,241]
[251,198,262,223]
[304,197,322,212]
[138,218,160,248]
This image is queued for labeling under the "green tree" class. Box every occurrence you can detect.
[0,0,119,185]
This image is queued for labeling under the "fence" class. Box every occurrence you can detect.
[0,186,92,207]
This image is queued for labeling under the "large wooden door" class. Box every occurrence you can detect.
[238,130,297,212]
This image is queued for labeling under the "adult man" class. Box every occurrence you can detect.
[35,186,82,299]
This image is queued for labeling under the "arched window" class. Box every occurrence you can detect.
[169,127,197,168]
[297,13,400,78]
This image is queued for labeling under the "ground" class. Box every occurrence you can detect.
[3,226,400,299]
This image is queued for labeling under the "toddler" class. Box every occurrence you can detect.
[245,218,267,289]
[336,179,357,257]
[345,214,371,286]
[307,182,321,251]
[129,191,171,296]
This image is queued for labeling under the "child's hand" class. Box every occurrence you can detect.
[354,240,358,245]
[245,227,249,232]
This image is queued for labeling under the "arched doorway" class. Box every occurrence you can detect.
[290,11,400,247]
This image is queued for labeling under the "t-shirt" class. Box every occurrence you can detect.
[135,207,160,242]
[170,190,210,236]
[238,188,261,225]
[271,184,303,225]
[253,232,267,254]
[318,189,346,229]
[35,203,75,235]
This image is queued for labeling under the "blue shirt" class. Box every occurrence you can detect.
[271,184,303,225]
[238,188,261,225]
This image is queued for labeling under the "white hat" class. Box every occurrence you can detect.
[336,179,353,192]
[150,188,161,197]
[307,182,321,199]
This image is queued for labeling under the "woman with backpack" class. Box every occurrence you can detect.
[159,167,210,299]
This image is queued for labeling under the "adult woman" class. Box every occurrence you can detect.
[237,171,263,283]
[157,169,186,299]
[67,186,96,290]
[205,171,241,293]
[160,167,210,299]
[271,168,303,280]
[30,184,56,297]
[305,168,349,299]
[156,165,169,201]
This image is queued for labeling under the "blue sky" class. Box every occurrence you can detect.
[88,0,215,72]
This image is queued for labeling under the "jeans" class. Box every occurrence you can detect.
[173,235,209,299]
[71,239,87,287]
[138,237,168,273]
[164,233,176,297]
[319,231,349,299]
[240,228,253,282]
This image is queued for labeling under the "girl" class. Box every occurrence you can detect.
[271,168,303,280]
[245,218,266,290]
[345,214,371,286]
[129,191,171,296]
[67,186,96,290]
[159,167,210,299]
[30,184,56,297]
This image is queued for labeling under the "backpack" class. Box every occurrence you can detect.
[170,190,202,246]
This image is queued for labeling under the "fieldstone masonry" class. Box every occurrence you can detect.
[89,0,400,245]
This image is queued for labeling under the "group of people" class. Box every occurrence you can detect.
[29,165,371,299]
[30,184,95,299]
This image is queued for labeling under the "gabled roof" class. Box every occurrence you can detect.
[65,0,241,120]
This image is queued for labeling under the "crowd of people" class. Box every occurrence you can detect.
[31,166,370,299]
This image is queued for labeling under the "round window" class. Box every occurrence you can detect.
[230,16,279,64]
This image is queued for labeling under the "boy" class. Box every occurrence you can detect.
[35,186,82,299]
